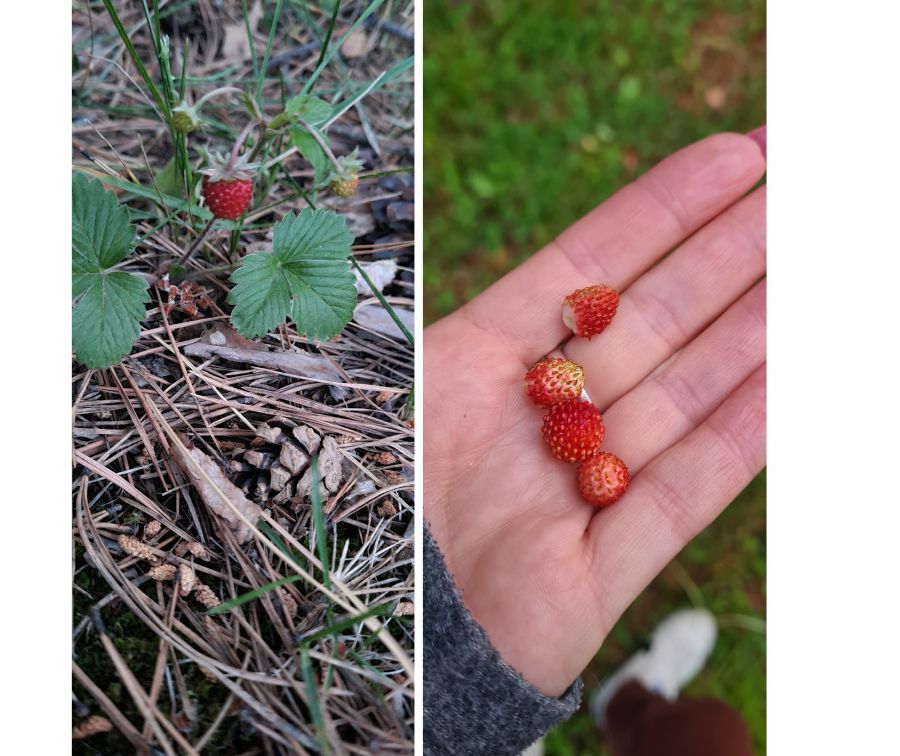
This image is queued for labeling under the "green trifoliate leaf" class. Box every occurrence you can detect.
[72,175,149,368]
[291,126,331,184]
[228,209,355,341]
[285,94,332,126]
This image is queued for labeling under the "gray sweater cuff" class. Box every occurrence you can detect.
[424,527,582,755]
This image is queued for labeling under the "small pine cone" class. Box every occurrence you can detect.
[73,715,113,740]
[118,535,159,564]
[194,583,220,609]
[178,564,197,597]
[143,520,162,539]
[376,500,398,517]
[147,564,177,581]
[383,470,405,486]
[187,542,211,561]
[174,541,191,558]
[372,451,398,465]
[277,588,298,619]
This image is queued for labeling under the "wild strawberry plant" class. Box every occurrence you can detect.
[72,0,412,369]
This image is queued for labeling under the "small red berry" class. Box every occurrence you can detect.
[562,284,620,338]
[577,452,630,507]
[199,152,258,220]
[525,357,585,407]
[202,177,254,220]
[541,400,605,463]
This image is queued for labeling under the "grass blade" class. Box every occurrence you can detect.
[101,0,169,118]
[323,56,413,130]
[297,602,392,649]
[255,0,285,105]
[301,0,386,94]
[206,574,303,615]
[309,457,332,589]
[315,1,342,72]
[300,650,330,753]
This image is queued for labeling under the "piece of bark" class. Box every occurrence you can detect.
[269,463,291,494]
[184,341,344,382]
[228,459,254,474]
[170,434,262,543]
[353,304,414,340]
[354,259,398,296]
[319,437,344,493]
[292,426,322,456]
[272,481,295,506]
[279,442,310,476]
[295,468,328,505]
[244,450,275,470]
[255,424,288,444]
[73,715,113,740]
[201,323,267,351]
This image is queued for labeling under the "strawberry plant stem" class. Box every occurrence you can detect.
[194,86,244,110]
[297,118,343,172]
[179,217,216,264]
[227,121,261,172]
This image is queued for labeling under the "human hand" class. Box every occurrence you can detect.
[425,131,766,697]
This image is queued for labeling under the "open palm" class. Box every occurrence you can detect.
[425,132,767,697]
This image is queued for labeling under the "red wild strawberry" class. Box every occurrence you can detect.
[577,452,629,507]
[200,153,258,220]
[541,400,605,463]
[525,357,585,407]
[562,284,620,338]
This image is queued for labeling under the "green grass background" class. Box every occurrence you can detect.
[424,0,766,752]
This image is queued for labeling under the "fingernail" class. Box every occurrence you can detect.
[746,125,766,158]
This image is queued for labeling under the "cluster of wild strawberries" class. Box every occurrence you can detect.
[524,284,630,507]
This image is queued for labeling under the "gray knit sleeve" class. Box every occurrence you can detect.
[424,527,582,756]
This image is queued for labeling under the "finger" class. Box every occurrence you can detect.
[564,186,766,409]
[459,133,766,363]
[585,364,766,629]
[600,280,766,472]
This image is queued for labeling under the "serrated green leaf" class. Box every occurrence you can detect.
[228,209,355,341]
[73,272,149,368]
[227,252,294,338]
[291,126,330,184]
[72,173,135,272]
[72,175,148,368]
[285,94,332,126]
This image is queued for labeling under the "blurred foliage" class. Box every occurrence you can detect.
[425,0,766,752]
[424,0,765,321]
